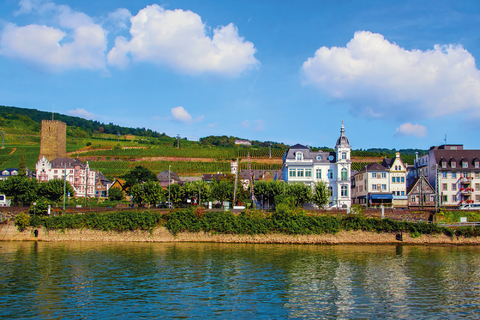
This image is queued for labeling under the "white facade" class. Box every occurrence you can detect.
[282,122,351,209]
[36,156,96,198]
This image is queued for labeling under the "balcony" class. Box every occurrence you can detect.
[461,177,472,184]
[460,187,474,194]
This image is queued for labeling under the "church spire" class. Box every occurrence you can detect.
[336,120,350,147]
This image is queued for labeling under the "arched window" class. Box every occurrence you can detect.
[341,168,348,181]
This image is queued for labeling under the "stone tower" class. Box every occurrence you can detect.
[39,120,66,161]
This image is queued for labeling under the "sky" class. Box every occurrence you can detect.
[1,0,480,150]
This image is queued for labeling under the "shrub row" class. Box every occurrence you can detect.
[20,209,462,238]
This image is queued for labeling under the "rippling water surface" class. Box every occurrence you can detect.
[0,242,479,319]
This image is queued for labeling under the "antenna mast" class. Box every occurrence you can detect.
[444,134,447,145]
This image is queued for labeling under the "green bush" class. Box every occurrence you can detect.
[14,212,30,232]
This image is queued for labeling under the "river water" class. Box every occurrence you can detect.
[0,242,479,319]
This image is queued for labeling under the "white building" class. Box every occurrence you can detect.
[281,122,351,209]
[416,144,480,207]
[36,156,96,198]
[352,152,408,206]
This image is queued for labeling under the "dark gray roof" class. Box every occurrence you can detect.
[50,158,86,168]
[356,162,389,173]
[157,170,181,182]
[336,121,350,147]
[434,149,480,171]
[284,146,336,163]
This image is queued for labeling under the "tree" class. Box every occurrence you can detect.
[143,181,164,206]
[120,166,157,190]
[286,183,312,207]
[211,180,233,207]
[312,181,331,208]
[38,179,75,203]
[167,183,184,204]
[130,184,145,207]
[0,175,38,205]
[108,187,124,201]
[253,181,269,208]
[18,149,26,176]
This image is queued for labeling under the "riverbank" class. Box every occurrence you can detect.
[1,222,479,244]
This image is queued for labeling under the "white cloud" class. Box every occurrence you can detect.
[68,108,95,119]
[240,120,250,127]
[394,122,427,137]
[302,31,480,121]
[107,4,258,75]
[107,8,132,30]
[171,106,204,124]
[254,119,265,132]
[1,0,107,71]
[208,122,218,128]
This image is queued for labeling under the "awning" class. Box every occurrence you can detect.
[369,194,393,200]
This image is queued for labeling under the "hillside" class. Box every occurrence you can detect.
[0,105,427,180]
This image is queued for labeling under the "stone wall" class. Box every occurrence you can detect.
[39,120,66,161]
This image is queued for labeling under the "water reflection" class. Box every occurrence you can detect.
[0,242,480,319]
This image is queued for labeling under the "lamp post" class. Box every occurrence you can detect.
[168,165,171,208]
[269,142,272,158]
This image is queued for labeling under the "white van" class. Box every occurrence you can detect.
[0,194,10,207]
[459,203,480,210]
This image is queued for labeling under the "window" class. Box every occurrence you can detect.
[372,184,377,190]
[316,155,322,160]
[477,195,480,202]
[476,172,480,179]
[297,169,304,177]
[289,168,296,177]
[296,152,303,161]
[401,191,405,196]
[452,195,457,202]
[476,183,480,191]
[441,195,447,203]
[395,165,398,170]
[443,172,447,178]
[341,168,348,181]
[316,169,322,179]
[443,183,448,191]
[463,161,468,168]
[341,185,348,197]
[452,173,457,179]
[476,161,480,168]
[372,172,377,178]
[305,169,312,177]
[328,186,333,196]
[328,170,333,179]
[381,172,386,178]
[401,177,404,183]
[342,152,347,160]
[54,170,57,174]
[452,183,457,191]
[452,161,456,168]
[442,161,447,168]
[381,184,386,190]
[392,177,395,183]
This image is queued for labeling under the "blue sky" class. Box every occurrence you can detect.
[1,0,480,150]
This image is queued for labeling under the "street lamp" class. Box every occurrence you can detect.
[168,165,171,208]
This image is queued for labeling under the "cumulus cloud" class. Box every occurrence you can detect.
[394,122,427,138]
[107,4,258,75]
[68,108,95,119]
[302,31,480,121]
[107,8,132,29]
[171,106,204,124]
[1,0,107,71]
[240,120,250,127]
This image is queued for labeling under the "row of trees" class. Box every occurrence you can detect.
[0,175,75,206]
[120,176,331,209]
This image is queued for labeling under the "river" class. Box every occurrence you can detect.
[0,242,479,319]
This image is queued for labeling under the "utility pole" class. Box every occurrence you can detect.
[269,143,272,158]
[233,158,239,205]
[85,163,88,206]
[176,134,181,148]
[63,163,67,212]
[168,165,171,207]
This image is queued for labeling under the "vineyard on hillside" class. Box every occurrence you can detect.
[77,145,287,160]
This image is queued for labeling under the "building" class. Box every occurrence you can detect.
[234,139,252,146]
[407,175,436,207]
[352,163,392,205]
[158,170,182,187]
[0,167,35,180]
[39,120,66,161]
[35,156,96,198]
[281,122,351,209]
[381,152,408,206]
[416,144,480,207]
[352,153,408,206]
[95,171,112,198]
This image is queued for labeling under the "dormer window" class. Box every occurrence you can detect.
[475,160,479,168]
[296,152,303,161]
[316,155,322,161]
[462,160,468,168]
[451,161,456,168]
[441,159,447,168]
